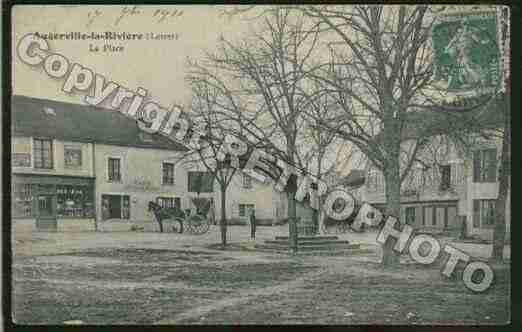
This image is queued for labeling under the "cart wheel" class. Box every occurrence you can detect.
[187,214,210,235]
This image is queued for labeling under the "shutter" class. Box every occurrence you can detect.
[487,148,497,182]
[473,200,481,228]
[473,151,480,182]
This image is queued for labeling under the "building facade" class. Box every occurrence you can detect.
[11,95,188,232]
[11,95,291,232]
[12,135,96,231]
[358,135,510,241]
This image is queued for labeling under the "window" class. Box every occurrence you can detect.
[64,145,82,168]
[12,138,32,167]
[439,165,451,190]
[162,163,175,185]
[12,153,31,167]
[239,204,255,217]
[367,170,384,190]
[157,197,181,209]
[405,207,416,225]
[423,206,433,226]
[108,158,121,182]
[188,171,214,193]
[56,185,94,218]
[473,149,497,183]
[33,138,53,169]
[242,173,252,189]
[473,199,496,229]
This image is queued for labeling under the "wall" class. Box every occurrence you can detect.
[11,136,94,177]
[94,143,190,224]
[462,138,511,241]
[359,134,510,241]
[216,172,285,225]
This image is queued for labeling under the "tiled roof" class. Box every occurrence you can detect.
[11,95,188,151]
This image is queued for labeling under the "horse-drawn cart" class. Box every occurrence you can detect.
[148,201,212,235]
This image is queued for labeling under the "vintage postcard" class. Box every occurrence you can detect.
[8,4,510,325]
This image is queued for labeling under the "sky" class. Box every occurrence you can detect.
[12,5,249,109]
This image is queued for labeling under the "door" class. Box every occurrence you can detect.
[36,194,57,231]
[447,206,458,229]
[109,195,122,219]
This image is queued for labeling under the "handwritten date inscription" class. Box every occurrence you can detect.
[86,6,184,28]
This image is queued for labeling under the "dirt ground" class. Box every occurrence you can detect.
[11,225,510,325]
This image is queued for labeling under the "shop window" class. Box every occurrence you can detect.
[33,138,53,169]
[56,185,94,218]
[12,184,34,217]
[64,144,82,168]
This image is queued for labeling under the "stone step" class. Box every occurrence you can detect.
[264,239,351,246]
[275,235,339,241]
[256,243,361,252]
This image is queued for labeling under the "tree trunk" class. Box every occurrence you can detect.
[287,190,298,253]
[220,187,227,248]
[313,164,322,235]
[286,143,298,253]
[492,94,510,261]
[382,164,402,266]
[382,107,402,267]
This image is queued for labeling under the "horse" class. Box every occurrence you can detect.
[147,201,186,233]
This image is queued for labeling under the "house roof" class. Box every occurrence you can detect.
[11,95,188,151]
[401,102,505,141]
[370,100,505,145]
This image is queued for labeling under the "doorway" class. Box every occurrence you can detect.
[102,194,130,220]
[36,194,57,231]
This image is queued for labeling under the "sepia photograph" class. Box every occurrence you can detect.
[6,3,511,325]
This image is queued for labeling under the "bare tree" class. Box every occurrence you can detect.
[187,8,322,252]
[293,5,438,266]
[182,82,238,248]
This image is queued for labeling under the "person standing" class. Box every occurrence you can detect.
[249,208,257,240]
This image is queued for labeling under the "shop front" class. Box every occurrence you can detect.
[12,173,95,231]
